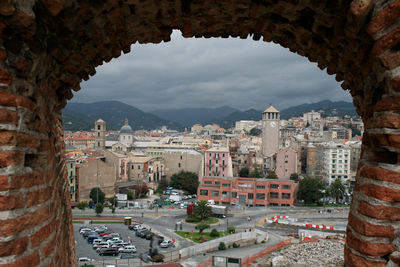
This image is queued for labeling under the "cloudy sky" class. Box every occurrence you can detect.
[71,30,352,112]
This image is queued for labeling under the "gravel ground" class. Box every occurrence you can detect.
[251,239,344,267]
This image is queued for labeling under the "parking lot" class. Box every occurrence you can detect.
[74,223,176,262]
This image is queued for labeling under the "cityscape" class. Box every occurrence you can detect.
[66,103,362,266]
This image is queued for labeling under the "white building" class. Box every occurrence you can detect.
[235,120,262,132]
[303,110,321,125]
[321,142,351,185]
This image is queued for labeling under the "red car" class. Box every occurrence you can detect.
[99,231,113,236]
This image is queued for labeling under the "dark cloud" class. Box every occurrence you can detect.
[72,30,352,111]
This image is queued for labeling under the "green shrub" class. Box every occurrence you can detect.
[261,240,266,243]
[195,223,210,234]
[228,226,236,233]
[210,229,219,238]
[233,242,240,248]
[82,264,94,267]
[77,201,88,210]
[186,216,200,223]
[218,242,227,250]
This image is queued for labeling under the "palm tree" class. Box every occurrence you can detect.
[329,179,346,204]
[193,201,212,220]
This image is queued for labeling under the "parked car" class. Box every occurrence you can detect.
[136,229,148,237]
[133,225,144,231]
[118,245,137,253]
[98,247,119,256]
[145,232,153,240]
[128,224,140,230]
[87,235,100,244]
[93,242,108,249]
[96,245,109,253]
[119,253,137,259]
[138,230,150,238]
[78,257,94,262]
[160,240,173,248]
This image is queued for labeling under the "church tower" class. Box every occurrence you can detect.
[94,118,106,151]
[262,105,280,157]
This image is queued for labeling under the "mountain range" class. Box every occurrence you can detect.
[62,100,357,131]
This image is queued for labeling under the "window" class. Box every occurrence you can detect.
[285,160,288,163]
[215,181,220,185]
[256,185,265,189]
[97,125,100,130]
[209,159,211,165]
[282,185,291,190]
[131,165,134,169]
[248,193,254,199]
[209,153,211,157]
[200,190,208,196]
[204,180,212,185]
[98,142,100,146]
[232,192,237,198]
[222,191,230,197]
[222,154,225,157]
[222,183,230,187]
[178,163,181,168]
[98,132,100,137]
[222,160,225,166]
[281,193,291,199]
[256,193,265,200]
[216,160,218,164]
[270,184,279,189]
[270,192,279,199]
[138,174,140,179]
[211,191,219,197]
[180,155,183,160]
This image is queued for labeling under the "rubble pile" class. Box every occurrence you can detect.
[252,240,344,267]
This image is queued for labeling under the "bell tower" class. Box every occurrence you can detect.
[262,105,280,157]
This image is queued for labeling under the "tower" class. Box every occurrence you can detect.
[262,105,280,157]
[94,118,106,151]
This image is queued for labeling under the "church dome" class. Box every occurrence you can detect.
[120,119,133,133]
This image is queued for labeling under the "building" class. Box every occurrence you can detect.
[66,158,78,203]
[191,124,203,134]
[235,120,262,132]
[303,110,321,125]
[94,118,106,151]
[112,119,135,154]
[198,177,296,206]
[78,157,116,201]
[204,147,233,177]
[262,105,280,157]
[163,149,203,182]
[275,147,298,179]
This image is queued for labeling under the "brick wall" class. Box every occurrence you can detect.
[0,0,399,266]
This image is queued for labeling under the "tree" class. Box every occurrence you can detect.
[90,187,105,204]
[238,167,249,178]
[77,201,88,210]
[297,177,325,204]
[266,170,278,179]
[290,173,299,182]
[249,167,263,178]
[195,223,210,234]
[193,200,212,220]
[249,128,262,136]
[95,203,104,216]
[108,197,117,206]
[329,179,346,203]
[127,190,133,200]
[170,171,199,194]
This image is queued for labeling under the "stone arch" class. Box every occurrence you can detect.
[0,0,399,266]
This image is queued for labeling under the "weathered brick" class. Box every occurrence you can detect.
[31,219,56,248]
[0,69,12,85]
[0,131,40,148]
[346,229,397,257]
[10,172,44,189]
[0,236,28,257]
[390,251,400,265]
[26,187,52,207]
[0,194,24,211]
[359,166,400,184]
[368,0,400,36]
[0,206,50,237]
[344,246,386,267]
[0,109,18,125]
[365,113,400,129]
[373,25,400,56]
[358,183,400,202]
[393,77,400,92]
[358,201,400,221]
[0,90,35,110]
[41,235,56,258]
[0,251,40,267]
[0,151,24,167]
[380,51,400,70]
[373,96,400,112]
[348,213,395,238]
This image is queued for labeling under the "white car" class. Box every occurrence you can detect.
[118,245,137,253]
[160,240,173,248]
[78,257,94,262]
[133,225,144,231]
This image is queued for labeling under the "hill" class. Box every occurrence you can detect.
[150,106,238,126]
[212,100,357,129]
[62,101,183,131]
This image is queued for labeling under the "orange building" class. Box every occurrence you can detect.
[198,177,297,206]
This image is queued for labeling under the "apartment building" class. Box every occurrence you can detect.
[204,147,233,177]
[198,176,296,206]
